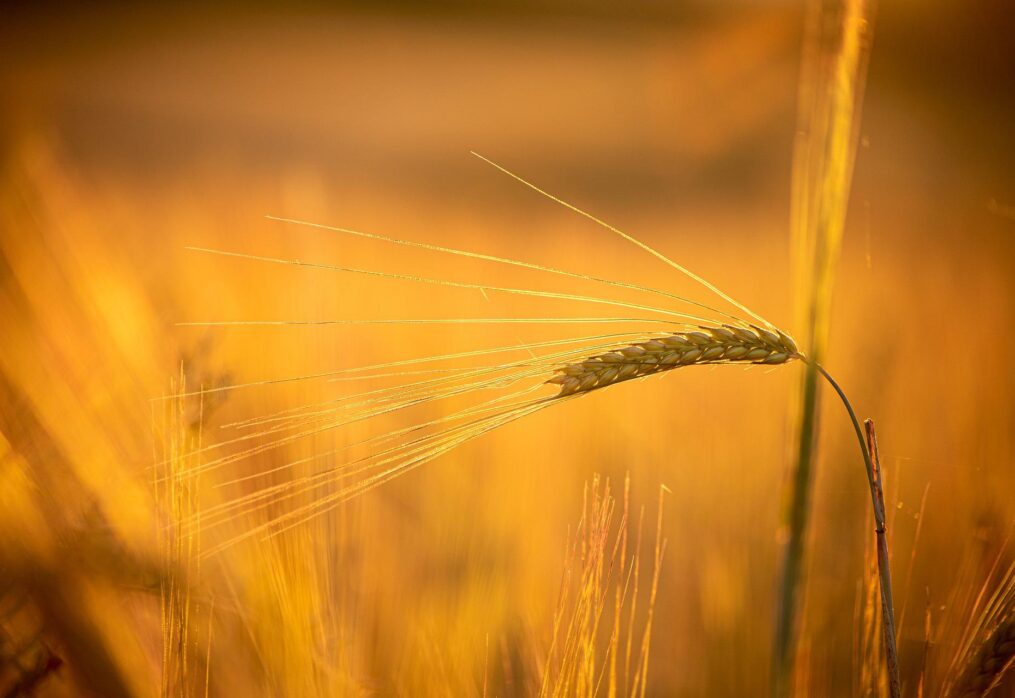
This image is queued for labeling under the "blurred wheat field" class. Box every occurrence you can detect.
[1,3,1013,696]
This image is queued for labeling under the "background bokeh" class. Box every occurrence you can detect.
[1,2,1013,695]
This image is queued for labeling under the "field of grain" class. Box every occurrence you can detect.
[1,3,1013,696]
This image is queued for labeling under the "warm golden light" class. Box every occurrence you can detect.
[1,3,1012,696]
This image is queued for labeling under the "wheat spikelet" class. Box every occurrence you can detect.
[547,324,801,396]
[950,615,1015,697]
[945,554,1015,697]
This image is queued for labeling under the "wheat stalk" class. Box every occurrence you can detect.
[184,153,902,692]
[546,324,799,395]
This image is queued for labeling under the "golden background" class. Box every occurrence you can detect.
[1,3,1012,695]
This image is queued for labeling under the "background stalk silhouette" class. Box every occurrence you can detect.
[774,0,876,693]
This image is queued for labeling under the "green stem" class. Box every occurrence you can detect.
[772,358,819,696]
[812,364,875,493]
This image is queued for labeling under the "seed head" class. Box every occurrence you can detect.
[547,324,801,396]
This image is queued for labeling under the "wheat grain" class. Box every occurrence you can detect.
[547,324,801,396]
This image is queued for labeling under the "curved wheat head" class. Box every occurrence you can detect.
[548,324,800,396]
[170,155,800,553]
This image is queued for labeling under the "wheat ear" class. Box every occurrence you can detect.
[546,324,800,396]
[951,617,1015,697]
[947,557,1015,698]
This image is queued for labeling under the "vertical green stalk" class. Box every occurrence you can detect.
[773,357,820,695]
[772,0,875,694]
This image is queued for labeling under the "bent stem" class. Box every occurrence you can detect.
[813,362,901,697]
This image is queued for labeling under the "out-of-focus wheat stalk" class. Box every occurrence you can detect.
[942,553,1015,697]
[154,373,209,698]
[951,617,1015,698]
[540,474,666,698]
[0,147,206,696]
[774,0,878,693]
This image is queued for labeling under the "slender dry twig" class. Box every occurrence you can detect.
[863,419,901,698]
[795,365,900,696]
